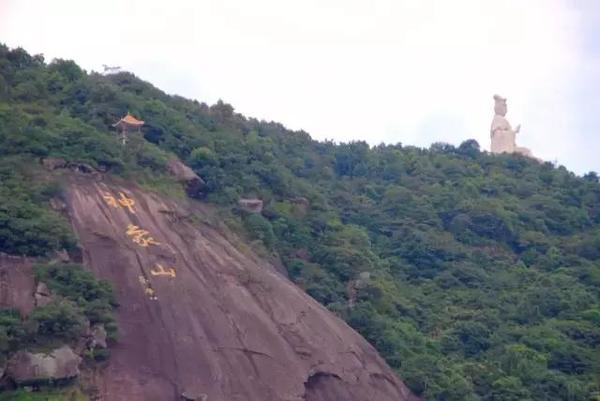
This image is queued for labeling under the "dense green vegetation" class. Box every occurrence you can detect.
[1,44,599,400]
[35,264,118,341]
[0,158,75,257]
[0,264,116,365]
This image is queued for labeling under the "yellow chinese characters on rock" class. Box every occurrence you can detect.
[103,192,136,214]
[138,275,158,300]
[126,224,161,247]
[138,265,176,300]
[150,263,176,278]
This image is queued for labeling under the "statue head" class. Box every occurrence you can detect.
[493,94,507,116]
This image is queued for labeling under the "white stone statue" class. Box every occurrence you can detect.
[490,94,532,157]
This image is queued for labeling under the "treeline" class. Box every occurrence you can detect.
[0,44,599,400]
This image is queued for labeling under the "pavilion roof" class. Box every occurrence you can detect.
[113,112,144,127]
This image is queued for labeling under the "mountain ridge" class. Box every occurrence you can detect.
[0,44,599,400]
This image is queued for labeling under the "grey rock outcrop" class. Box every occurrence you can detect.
[238,198,263,213]
[6,346,82,385]
[167,159,206,196]
[34,282,53,308]
[41,157,67,170]
[0,253,36,316]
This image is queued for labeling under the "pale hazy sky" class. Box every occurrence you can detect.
[1,0,598,174]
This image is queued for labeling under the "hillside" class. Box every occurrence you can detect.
[67,177,416,401]
[0,44,599,400]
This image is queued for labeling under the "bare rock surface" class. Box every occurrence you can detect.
[0,253,36,316]
[6,345,81,384]
[34,282,53,308]
[238,198,264,213]
[166,159,206,196]
[65,177,417,401]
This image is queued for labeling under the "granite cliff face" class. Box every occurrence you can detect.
[0,254,36,317]
[64,176,417,401]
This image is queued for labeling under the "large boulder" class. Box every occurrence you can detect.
[6,346,82,385]
[41,157,67,170]
[238,198,263,213]
[166,159,206,196]
[71,162,99,175]
[34,282,53,308]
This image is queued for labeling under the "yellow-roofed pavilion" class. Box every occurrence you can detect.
[113,112,144,144]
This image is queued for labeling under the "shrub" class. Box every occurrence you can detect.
[243,213,275,248]
[28,300,86,341]
[35,264,118,337]
[0,309,26,356]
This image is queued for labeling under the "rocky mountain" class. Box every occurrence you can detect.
[0,44,599,401]
[0,171,417,401]
[66,175,417,401]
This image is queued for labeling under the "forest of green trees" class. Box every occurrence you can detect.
[0,44,599,400]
